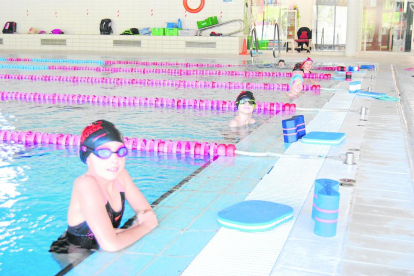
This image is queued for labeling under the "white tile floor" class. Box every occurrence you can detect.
[271,51,414,276]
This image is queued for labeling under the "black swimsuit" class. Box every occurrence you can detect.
[50,181,125,252]
[66,192,125,249]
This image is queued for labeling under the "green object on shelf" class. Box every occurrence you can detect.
[208,16,219,25]
[152,28,165,36]
[247,37,268,50]
[197,20,209,29]
[165,28,182,36]
[197,16,219,29]
[259,40,269,50]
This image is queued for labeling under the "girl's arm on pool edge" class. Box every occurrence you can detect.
[76,176,158,252]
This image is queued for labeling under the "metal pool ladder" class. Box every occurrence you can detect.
[272,23,281,64]
[249,27,259,64]
[195,19,245,36]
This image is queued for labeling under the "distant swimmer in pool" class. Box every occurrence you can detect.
[278,59,286,68]
[302,57,313,74]
[229,91,256,128]
[50,120,157,254]
[287,75,304,101]
[299,57,318,86]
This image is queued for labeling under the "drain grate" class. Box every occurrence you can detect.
[185,41,216,48]
[113,40,141,47]
[41,39,66,46]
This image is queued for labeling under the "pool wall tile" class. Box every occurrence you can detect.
[179,192,220,209]
[99,253,155,276]
[225,178,259,193]
[139,256,194,276]
[162,231,216,256]
[157,190,194,207]
[159,208,202,229]
[188,210,222,231]
[67,252,120,276]
[126,228,181,254]
[154,206,175,221]
[198,177,234,192]
[208,193,248,210]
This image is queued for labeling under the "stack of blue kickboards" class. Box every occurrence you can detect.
[282,115,306,143]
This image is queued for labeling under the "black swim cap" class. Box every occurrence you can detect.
[236,91,255,109]
[278,59,285,63]
[292,62,304,72]
[79,120,124,163]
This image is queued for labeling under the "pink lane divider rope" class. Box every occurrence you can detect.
[0,91,296,113]
[104,60,240,68]
[313,67,337,71]
[4,57,241,68]
[46,65,331,80]
[0,74,321,91]
[0,130,236,157]
[4,58,339,72]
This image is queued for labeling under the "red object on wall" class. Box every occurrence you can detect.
[183,0,205,13]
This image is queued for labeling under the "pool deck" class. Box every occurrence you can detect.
[39,50,414,276]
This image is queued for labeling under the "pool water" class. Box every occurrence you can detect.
[0,143,210,275]
[0,53,333,275]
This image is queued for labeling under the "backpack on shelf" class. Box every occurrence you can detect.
[100,19,113,35]
[121,28,139,35]
[3,22,16,34]
[130,28,139,35]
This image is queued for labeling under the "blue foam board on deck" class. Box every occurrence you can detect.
[217,200,293,232]
[301,131,346,145]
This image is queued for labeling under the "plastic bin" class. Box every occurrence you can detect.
[208,16,219,25]
[165,28,181,36]
[259,40,269,50]
[197,16,219,29]
[197,20,210,29]
[178,29,196,36]
[166,22,177,28]
[152,28,165,36]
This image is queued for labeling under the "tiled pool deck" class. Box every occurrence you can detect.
[44,51,414,276]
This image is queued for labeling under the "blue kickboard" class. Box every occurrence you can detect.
[217,200,293,232]
[302,131,346,145]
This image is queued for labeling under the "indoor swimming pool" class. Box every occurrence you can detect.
[0,53,338,275]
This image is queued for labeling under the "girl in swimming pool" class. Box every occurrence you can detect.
[302,57,313,74]
[51,120,157,253]
[300,57,319,86]
[287,75,304,101]
[228,91,256,128]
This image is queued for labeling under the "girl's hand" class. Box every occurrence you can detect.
[137,210,158,230]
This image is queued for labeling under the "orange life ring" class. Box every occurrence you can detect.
[183,0,205,13]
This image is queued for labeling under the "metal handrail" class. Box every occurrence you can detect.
[321,28,325,50]
[195,19,245,37]
[272,23,281,62]
[249,27,259,63]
